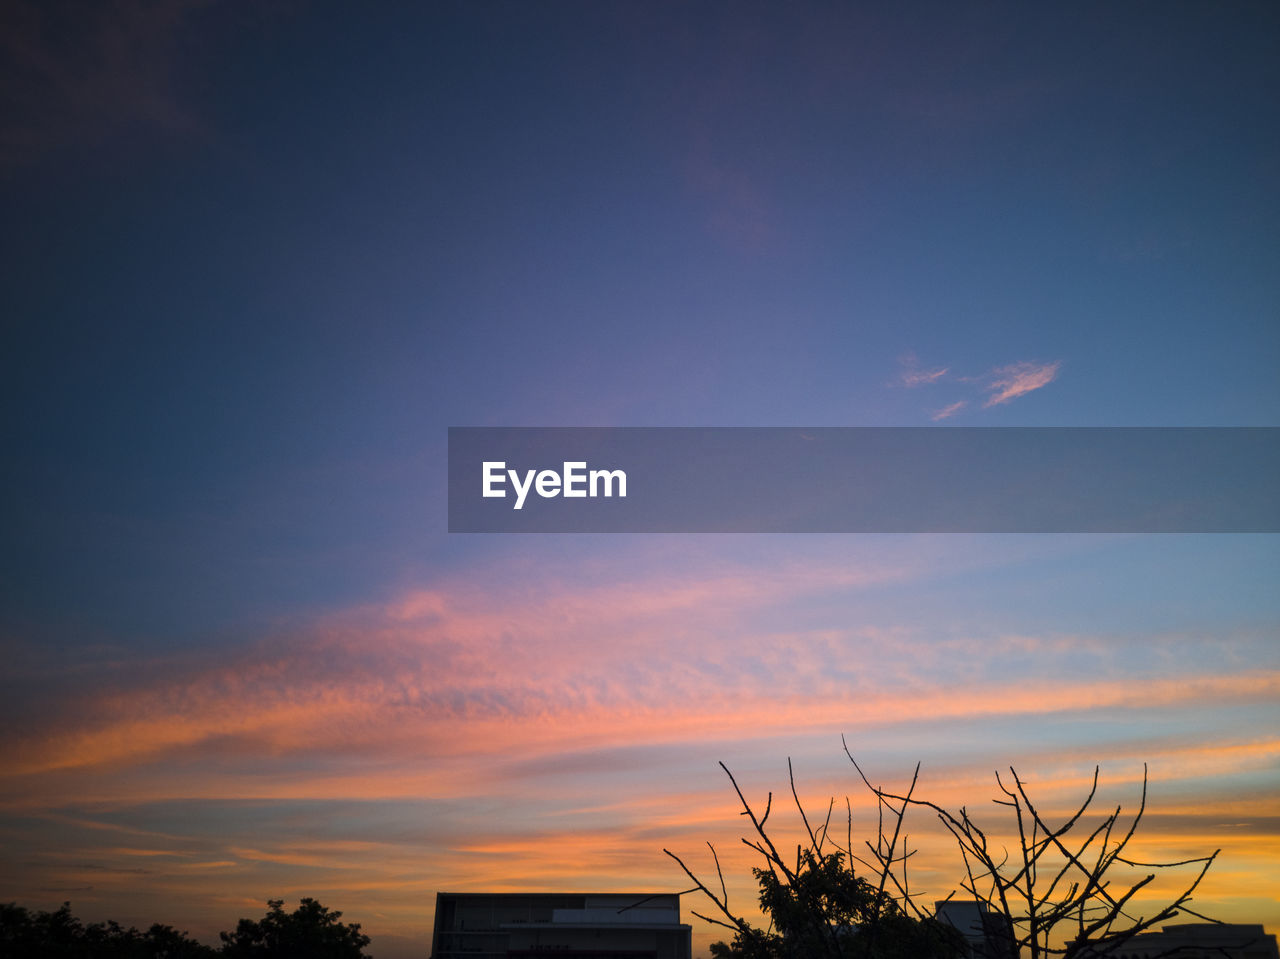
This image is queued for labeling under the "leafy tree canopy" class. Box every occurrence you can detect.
[1,897,371,959]
[219,898,371,959]
[0,901,216,958]
[706,849,962,959]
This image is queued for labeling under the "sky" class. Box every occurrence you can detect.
[1,2,1278,956]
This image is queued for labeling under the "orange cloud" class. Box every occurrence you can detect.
[3,541,1275,955]
[6,640,1276,799]
[3,537,1276,799]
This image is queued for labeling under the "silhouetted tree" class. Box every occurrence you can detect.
[669,745,1221,959]
[851,747,1219,959]
[0,901,216,958]
[219,898,370,958]
[1,898,373,958]
[665,760,964,959]
[0,901,85,957]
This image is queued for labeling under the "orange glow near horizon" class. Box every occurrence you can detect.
[4,547,1277,956]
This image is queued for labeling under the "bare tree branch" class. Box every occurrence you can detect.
[669,751,1219,959]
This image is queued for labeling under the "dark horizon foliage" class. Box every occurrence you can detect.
[0,898,370,959]
[0,901,216,958]
[220,897,370,958]
[703,847,965,959]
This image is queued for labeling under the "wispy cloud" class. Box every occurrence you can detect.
[930,400,967,421]
[897,353,949,387]
[982,360,1061,407]
[6,559,1276,791]
[2,541,1272,951]
[897,355,1062,418]
[3,596,1274,951]
[903,367,950,387]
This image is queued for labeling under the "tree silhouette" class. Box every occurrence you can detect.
[219,898,371,958]
[665,760,964,958]
[851,748,1219,959]
[668,745,1221,959]
[0,901,216,957]
[2,898,371,958]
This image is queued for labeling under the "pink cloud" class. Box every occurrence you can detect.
[897,352,949,387]
[930,400,967,420]
[896,355,1060,419]
[5,608,1275,956]
[902,366,950,387]
[4,541,1274,958]
[5,538,1274,790]
[7,600,1277,791]
[982,360,1061,406]
[4,553,930,779]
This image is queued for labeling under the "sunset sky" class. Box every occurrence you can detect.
[1,3,1278,957]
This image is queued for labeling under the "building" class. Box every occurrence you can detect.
[430,892,693,959]
[934,900,1018,959]
[1086,922,1279,959]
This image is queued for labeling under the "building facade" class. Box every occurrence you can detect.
[1087,922,1279,959]
[430,892,692,959]
[934,900,1018,959]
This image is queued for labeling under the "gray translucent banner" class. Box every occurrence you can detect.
[448,428,1278,533]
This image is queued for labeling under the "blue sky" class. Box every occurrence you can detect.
[1,3,1277,956]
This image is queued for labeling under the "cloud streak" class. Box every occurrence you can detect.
[897,353,950,388]
[896,355,1061,419]
[2,540,1273,953]
[931,400,967,421]
[982,360,1061,406]
[903,366,950,387]
[4,547,1276,798]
